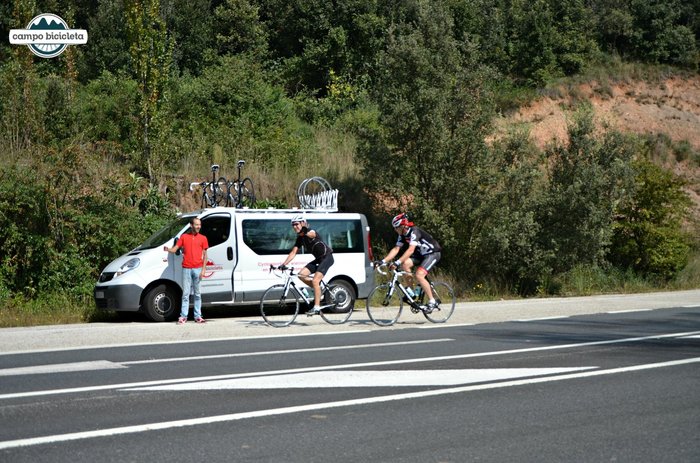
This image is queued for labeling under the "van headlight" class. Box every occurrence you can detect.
[116,258,140,277]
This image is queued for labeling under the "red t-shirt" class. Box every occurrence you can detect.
[176,232,209,269]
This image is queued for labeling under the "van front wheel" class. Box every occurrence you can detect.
[143,284,179,322]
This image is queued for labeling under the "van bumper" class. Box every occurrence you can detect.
[94,284,142,311]
[356,271,376,299]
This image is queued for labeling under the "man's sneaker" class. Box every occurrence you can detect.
[177,317,187,325]
[195,317,206,324]
[307,306,322,316]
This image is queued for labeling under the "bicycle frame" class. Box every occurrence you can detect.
[271,267,334,309]
[382,267,428,310]
[234,160,244,207]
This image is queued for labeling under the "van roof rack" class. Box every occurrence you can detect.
[297,177,338,211]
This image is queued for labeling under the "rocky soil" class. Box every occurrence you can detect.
[494,75,700,219]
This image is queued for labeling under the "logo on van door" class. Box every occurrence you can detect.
[203,260,223,278]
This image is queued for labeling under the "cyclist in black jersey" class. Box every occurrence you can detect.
[280,215,334,315]
[376,213,442,311]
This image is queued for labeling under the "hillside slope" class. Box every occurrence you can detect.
[494,75,700,217]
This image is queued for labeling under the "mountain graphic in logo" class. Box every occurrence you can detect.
[28,14,69,58]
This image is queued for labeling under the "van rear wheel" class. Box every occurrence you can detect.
[143,284,179,322]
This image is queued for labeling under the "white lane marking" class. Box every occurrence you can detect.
[515,316,570,322]
[1,357,698,450]
[121,339,454,366]
[2,330,699,401]
[419,323,474,329]
[0,329,373,356]
[0,361,126,377]
[607,309,654,314]
[0,339,453,377]
[129,368,595,390]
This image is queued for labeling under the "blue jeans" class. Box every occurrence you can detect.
[181,268,202,319]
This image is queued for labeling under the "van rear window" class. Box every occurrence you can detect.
[242,219,363,255]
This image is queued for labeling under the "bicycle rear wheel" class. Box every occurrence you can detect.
[366,283,403,326]
[215,177,228,206]
[319,284,353,324]
[423,281,455,323]
[260,284,299,327]
[238,177,256,208]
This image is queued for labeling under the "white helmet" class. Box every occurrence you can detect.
[290,215,306,224]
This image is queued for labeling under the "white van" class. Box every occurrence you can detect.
[93,208,375,321]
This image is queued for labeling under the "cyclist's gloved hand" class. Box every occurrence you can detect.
[278,264,288,270]
[299,226,309,235]
[372,260,383,268]
[392,259,402,268]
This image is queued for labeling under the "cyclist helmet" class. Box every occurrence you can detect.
[290,215,306,225]
[391,213,413,228]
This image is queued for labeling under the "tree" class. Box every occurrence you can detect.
[609,159,691,280]
[538,105,635,274]
[213,0,267,58]
[629,0,698,68]
[124,0,173,181]
[506,0,598,85]
[359,0,499,275]
[80,0,130,81]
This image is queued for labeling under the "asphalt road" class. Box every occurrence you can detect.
[0,291,699,462]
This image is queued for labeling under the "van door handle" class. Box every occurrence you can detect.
[227,247,233,260]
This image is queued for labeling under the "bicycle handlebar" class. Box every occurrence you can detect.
[189,181,208,192]
[269,265,295,276]
[373,262,411,277]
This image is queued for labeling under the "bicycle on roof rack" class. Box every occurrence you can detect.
[225,160,256,208]
[190,164,228,209]
[260,265,354,327]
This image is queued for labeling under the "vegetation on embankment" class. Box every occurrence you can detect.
[1,0,699,326]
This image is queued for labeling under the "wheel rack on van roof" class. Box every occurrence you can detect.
[184,206,341,216]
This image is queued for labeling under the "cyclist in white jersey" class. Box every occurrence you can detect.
[376,213,442,311]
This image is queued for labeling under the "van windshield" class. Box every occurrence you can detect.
[136,216,195,250]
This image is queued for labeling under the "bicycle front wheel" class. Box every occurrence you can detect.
[260,284,299,327]
[366,283,403,326]
[320,284,353,325]
[423,281,455,323]
[239,177,256,208]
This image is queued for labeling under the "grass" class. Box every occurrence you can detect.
[0,293,118,328]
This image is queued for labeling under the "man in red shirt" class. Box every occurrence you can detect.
[165,217,209,324]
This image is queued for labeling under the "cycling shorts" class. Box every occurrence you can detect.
[305,253,335,276]
[411,252,440,273]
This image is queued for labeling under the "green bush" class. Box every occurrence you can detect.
[609,159,691,280]
[0,150,175,301]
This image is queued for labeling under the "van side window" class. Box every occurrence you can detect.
[242,219,363,255]
[200,214,231,248]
